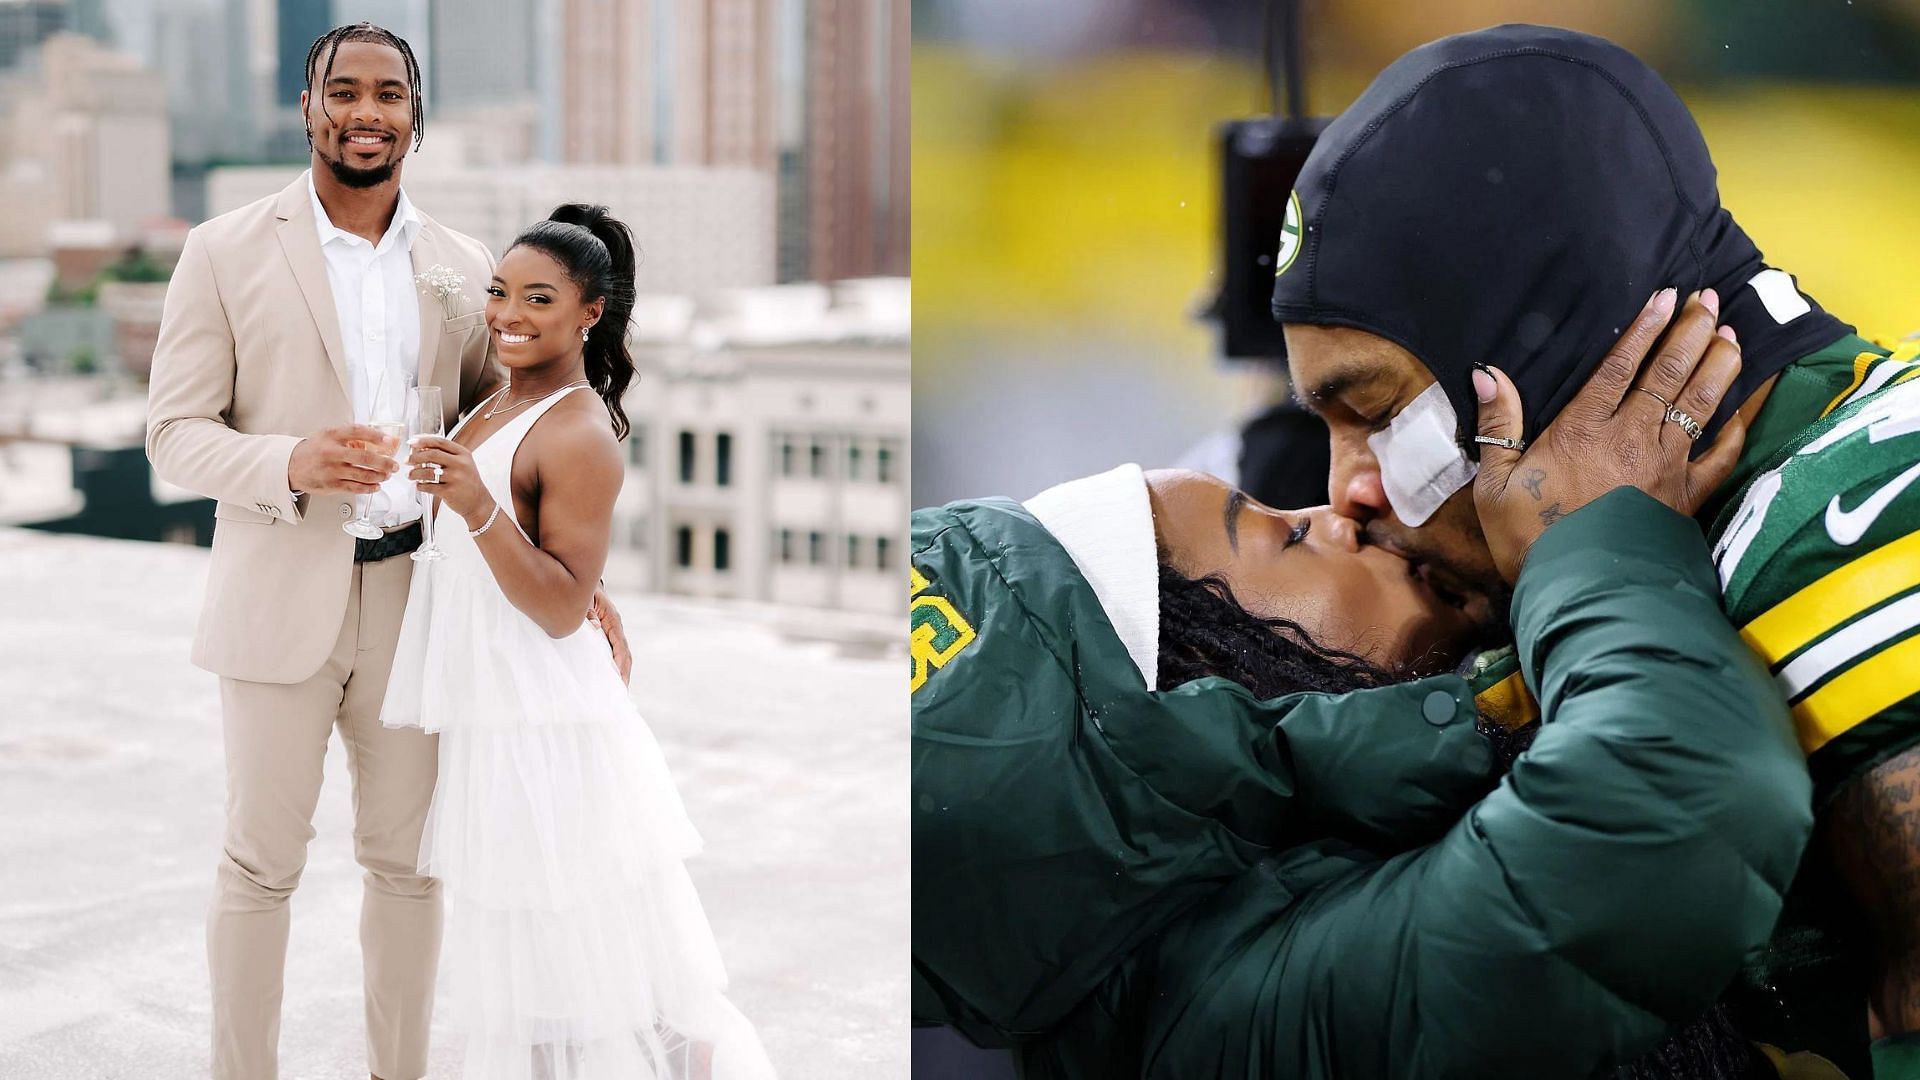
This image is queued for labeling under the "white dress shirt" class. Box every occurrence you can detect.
[309,170,424,527]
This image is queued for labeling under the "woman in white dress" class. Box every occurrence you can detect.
[384,203,776,1080]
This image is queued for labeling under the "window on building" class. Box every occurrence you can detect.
[875,535,892,571]
[714,527,731,572]
[716,432,733,487]
[808,530,824,565]
[778,528,794,563]
[809,440,825,479]
[779,436,795,477]
[627,426,646,467]
[678,430,696,484]
[877,441,897,484]
[675,525,693,568]
[848,441,862,481]
[847,534,861,568]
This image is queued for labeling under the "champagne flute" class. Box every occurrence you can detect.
[343,367,411,538]
[409,384,447,563]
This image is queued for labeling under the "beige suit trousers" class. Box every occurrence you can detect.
[208,553,439,1080]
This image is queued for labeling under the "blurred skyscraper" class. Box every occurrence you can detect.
[273,0,331,101]
[558,0,775,168]
[221,0,274,158]
[428,0,536,111]
[787,0,908,282]
[0,1,68,71]
[0,32,169,254]
[154,0,233,167]
[66,0,108,41]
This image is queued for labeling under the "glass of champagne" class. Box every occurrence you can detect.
[409,384,447,563]
[343,368,411,539]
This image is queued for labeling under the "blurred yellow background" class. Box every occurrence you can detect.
[910,0,1920,507]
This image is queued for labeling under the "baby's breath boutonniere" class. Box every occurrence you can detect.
[415,265,468,318]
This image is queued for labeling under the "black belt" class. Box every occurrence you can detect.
[354,522,423,563]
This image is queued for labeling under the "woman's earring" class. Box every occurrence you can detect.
[581,327,590,342]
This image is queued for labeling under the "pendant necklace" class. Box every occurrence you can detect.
[484,379,592,421]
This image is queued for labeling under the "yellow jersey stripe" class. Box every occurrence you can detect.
[1473,670,1539,732]
[1822,352,1881,418]
[1792,631,1920,753]
[1741,529,1920,668]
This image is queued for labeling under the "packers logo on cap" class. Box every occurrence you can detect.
[1273,189,1304,278]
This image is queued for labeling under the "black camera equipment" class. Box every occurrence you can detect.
[1211,0,1323,361]
[1207,0,1332,510]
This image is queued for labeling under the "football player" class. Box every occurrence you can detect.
[1272,24,1920,1077]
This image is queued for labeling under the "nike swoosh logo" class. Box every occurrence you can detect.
[1826,460,1920,546]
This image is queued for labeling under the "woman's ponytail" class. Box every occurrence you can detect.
[507,203,641,438]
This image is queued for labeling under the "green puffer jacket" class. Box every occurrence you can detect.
[912,487,1814,1078]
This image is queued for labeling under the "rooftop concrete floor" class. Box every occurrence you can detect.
[0,529,907,1079]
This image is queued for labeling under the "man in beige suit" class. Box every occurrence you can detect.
[146,23,627,1080]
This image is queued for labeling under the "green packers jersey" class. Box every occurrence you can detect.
[1711,334,1920,805]
[1471,333,1920,810]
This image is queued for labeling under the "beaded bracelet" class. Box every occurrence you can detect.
[470,503,502,537]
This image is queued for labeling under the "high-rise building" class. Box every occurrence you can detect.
[0,0,67,72]
[155,0,233,166]
[700,0,776,167]
[331,0,428,39]
[559,0,775,169]
[559,0,646,163]
[222,0,275,158]
[427,0,536,112]
[0,33,170,253]
[879,0,907,275]
[66,0,108,42]
[799,0,907,283]
[274,0,331,102]
[772,0,807,281]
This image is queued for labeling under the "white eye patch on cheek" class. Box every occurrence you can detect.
[1365,382,1479,527]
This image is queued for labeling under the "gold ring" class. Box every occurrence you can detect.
[1633,386,1674,409]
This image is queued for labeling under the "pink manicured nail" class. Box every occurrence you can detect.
[1717,325,1738,344]
[1473,367,1498,403]
[1650,287,1676,317]
[1700,288,1720,318]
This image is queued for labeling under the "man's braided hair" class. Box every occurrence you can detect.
[1153,559,1760,1079]
[303,22,425,151]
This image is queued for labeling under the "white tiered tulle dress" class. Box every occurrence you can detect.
[380,385,776,1080]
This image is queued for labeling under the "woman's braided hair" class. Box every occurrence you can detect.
[1154,562,1392,698]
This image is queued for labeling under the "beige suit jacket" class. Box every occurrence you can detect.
[147,173,502,684]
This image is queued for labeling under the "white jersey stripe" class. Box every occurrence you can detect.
[1834,357,1911,414]
[1776,587,1920,700]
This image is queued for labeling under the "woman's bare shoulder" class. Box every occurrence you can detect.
[526,390,624,479]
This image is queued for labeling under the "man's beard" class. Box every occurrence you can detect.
[1365,518,1514,648]
[320,148,399,189]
